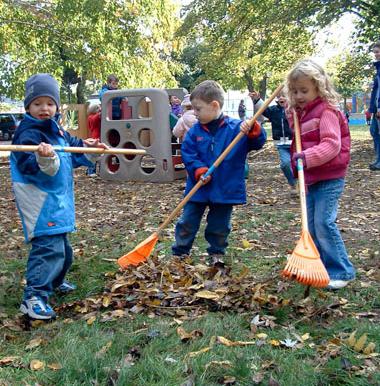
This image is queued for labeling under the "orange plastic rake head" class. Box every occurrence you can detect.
[118,233,159,268]
[282,227,329,288]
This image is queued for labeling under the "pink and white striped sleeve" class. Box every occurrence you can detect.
[303,109,341,169]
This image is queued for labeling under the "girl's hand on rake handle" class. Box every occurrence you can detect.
[292,152,307,168]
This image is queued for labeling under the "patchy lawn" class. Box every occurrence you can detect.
[0,137,379,386]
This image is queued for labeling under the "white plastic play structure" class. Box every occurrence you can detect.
[99,88,187,182]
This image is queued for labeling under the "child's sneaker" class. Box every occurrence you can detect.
[207,255,225,268]
[56,280,77,294]
[20,296,56,320]
[326,279,349,290]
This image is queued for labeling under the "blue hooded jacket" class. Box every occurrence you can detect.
[10,114,93,242]
[181,116,266,204]
[368,61,380,114]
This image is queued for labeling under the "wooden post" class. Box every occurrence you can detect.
[61,104,89,139]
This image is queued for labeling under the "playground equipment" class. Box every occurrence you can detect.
[99,88,187,182]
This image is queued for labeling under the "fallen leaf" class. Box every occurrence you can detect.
[186,347,211,358]
[363,342,376,355]
[0,356,19,366]
[205,360,232,370]
[47,362,62,370]
[194,290,220,300]
[26,338,44,350]
[354,334,367,352]
[30,359,45,371]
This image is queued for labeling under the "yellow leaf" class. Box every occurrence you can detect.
[270,339,280,346]
[216,336,256,346]
[363,342,376,355]
[256,333,268,340]
[186,347,211,358]
[47,362,62,370]
[217,336,235,346]
[242,239,251,249]
[301,333,310,341]
[346,330,357,348]
[30,359,45,371]
[354,334,367,352]
[194,290,220,300]
[102,296,111,308]
[87,316,97,325]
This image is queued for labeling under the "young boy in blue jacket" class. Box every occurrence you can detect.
[171,80,266,266]
[11,74,107,320]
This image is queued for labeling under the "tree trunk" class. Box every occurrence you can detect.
[76,75,86,104]
[259,75,268,99]
[243,69,255,92]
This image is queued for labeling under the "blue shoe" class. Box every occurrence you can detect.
[20,296,56,320]
[56,280,77,294]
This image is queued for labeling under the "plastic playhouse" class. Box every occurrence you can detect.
[99,88,187,182]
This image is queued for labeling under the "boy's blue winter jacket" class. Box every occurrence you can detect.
[10,114,93,242]
[369,61,380,113]
[181,116,266,204]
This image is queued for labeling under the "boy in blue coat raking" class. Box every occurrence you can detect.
[171,80,266,266]
[11,74,107,320]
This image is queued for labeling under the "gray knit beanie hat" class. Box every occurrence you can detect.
[24,74,60,109]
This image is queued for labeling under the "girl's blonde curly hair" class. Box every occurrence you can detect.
[285,59,340,109]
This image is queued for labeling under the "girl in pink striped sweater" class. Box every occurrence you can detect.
[286,59,355,290]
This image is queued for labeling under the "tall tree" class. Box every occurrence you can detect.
[0,0,182,103]
[177,0,313,95]
[326,50,373,108]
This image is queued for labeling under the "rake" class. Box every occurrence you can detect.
[282,111,329,287]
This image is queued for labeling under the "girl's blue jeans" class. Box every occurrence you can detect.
[172,202,233,256]
[276,144,296,187]
[306,178,355,281]
[24,233,73,301]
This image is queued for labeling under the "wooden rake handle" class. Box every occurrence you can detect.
[0,144,146,155]
[293,111,308,232]
[157,84,284,233]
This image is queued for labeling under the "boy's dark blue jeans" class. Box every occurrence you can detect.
[24,233,73,301]
[172,201,233,256]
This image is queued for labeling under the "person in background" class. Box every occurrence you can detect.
[11,73,108,320]
[368,41,380,171]
[99,74,123,120]
[365,110,371,125]
[86,103,102,177]
[238,99,247,120]
[344,108,350,123]
[171,80,266,267]
[169,95,183,117]
[250,90,297,193]
[172,94,197,142]
[286,59,355,290]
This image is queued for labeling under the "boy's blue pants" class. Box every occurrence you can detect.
[172,201,233,256]
[24,233,73,301]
